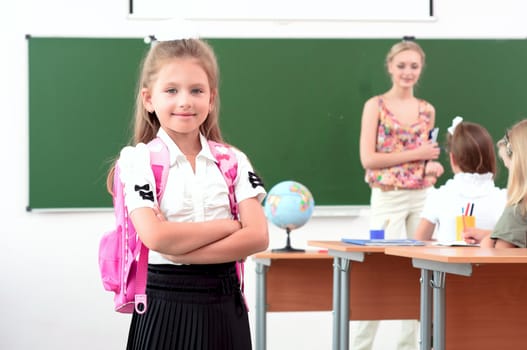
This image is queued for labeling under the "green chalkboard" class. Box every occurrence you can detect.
[28,37,525,209]
[28,37,148,209]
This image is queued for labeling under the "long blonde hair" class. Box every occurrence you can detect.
[106,39,223,192]
[506,119,527,215]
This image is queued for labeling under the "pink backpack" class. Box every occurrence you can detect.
[98,137,241,314]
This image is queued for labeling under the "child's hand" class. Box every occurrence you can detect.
[462,227,491,245]
[425,161,444,178]
[162,253,182,263]
[118,143,157,211]
[423,161,444,187]
[153,206,166,221]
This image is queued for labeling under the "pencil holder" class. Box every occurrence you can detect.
[455,216,476,241]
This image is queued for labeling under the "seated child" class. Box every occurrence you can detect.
[479,119,527,247]
[414,117,506,242]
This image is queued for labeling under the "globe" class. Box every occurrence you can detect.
[264,181,315,252]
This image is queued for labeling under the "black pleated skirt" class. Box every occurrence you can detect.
[126,262,251,350]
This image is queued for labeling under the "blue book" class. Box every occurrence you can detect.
[341,238,425,246]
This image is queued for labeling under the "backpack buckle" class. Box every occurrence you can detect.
[135,294,147,314]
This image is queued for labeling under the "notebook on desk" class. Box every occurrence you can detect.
[341,238,426,246]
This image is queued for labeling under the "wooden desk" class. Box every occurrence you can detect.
[385,246,527,350]
[252,251,333,350]
[305,241,421,350]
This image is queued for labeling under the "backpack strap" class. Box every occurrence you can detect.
[131,138,170,314]
[208,140,249,310]
[148,137,170,202]
[133,244,148,314]
[208,140,239,218]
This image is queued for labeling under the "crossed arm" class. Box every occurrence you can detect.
[130,197,269,264]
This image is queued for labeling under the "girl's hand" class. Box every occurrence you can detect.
[162,253,182,263]
[425,161,444,178]
[462,227,491,245]
[423,161,444,187]
[153,206,166,221]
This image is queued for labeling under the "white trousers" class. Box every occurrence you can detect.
[369,187,428,239]
[351,187,427,350]
[351,320,418,350]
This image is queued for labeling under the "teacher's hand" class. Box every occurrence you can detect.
[417,141,440,160]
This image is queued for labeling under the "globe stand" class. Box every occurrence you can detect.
[272,227,305,253]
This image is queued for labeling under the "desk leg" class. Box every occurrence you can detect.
[339,258,350,350]
[332,257,341,350]
[431,270,446,350]
[255,262,268,350]
[419,269,432,350]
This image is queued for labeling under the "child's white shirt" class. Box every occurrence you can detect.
[420,172,506,242]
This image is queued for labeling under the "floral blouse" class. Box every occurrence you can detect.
[365,96,434,189]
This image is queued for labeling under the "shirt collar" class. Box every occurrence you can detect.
[156,128,216,166]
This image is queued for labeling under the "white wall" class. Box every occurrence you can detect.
[3,1,527,349]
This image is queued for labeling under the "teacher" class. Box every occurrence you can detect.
[357,39,442,350]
